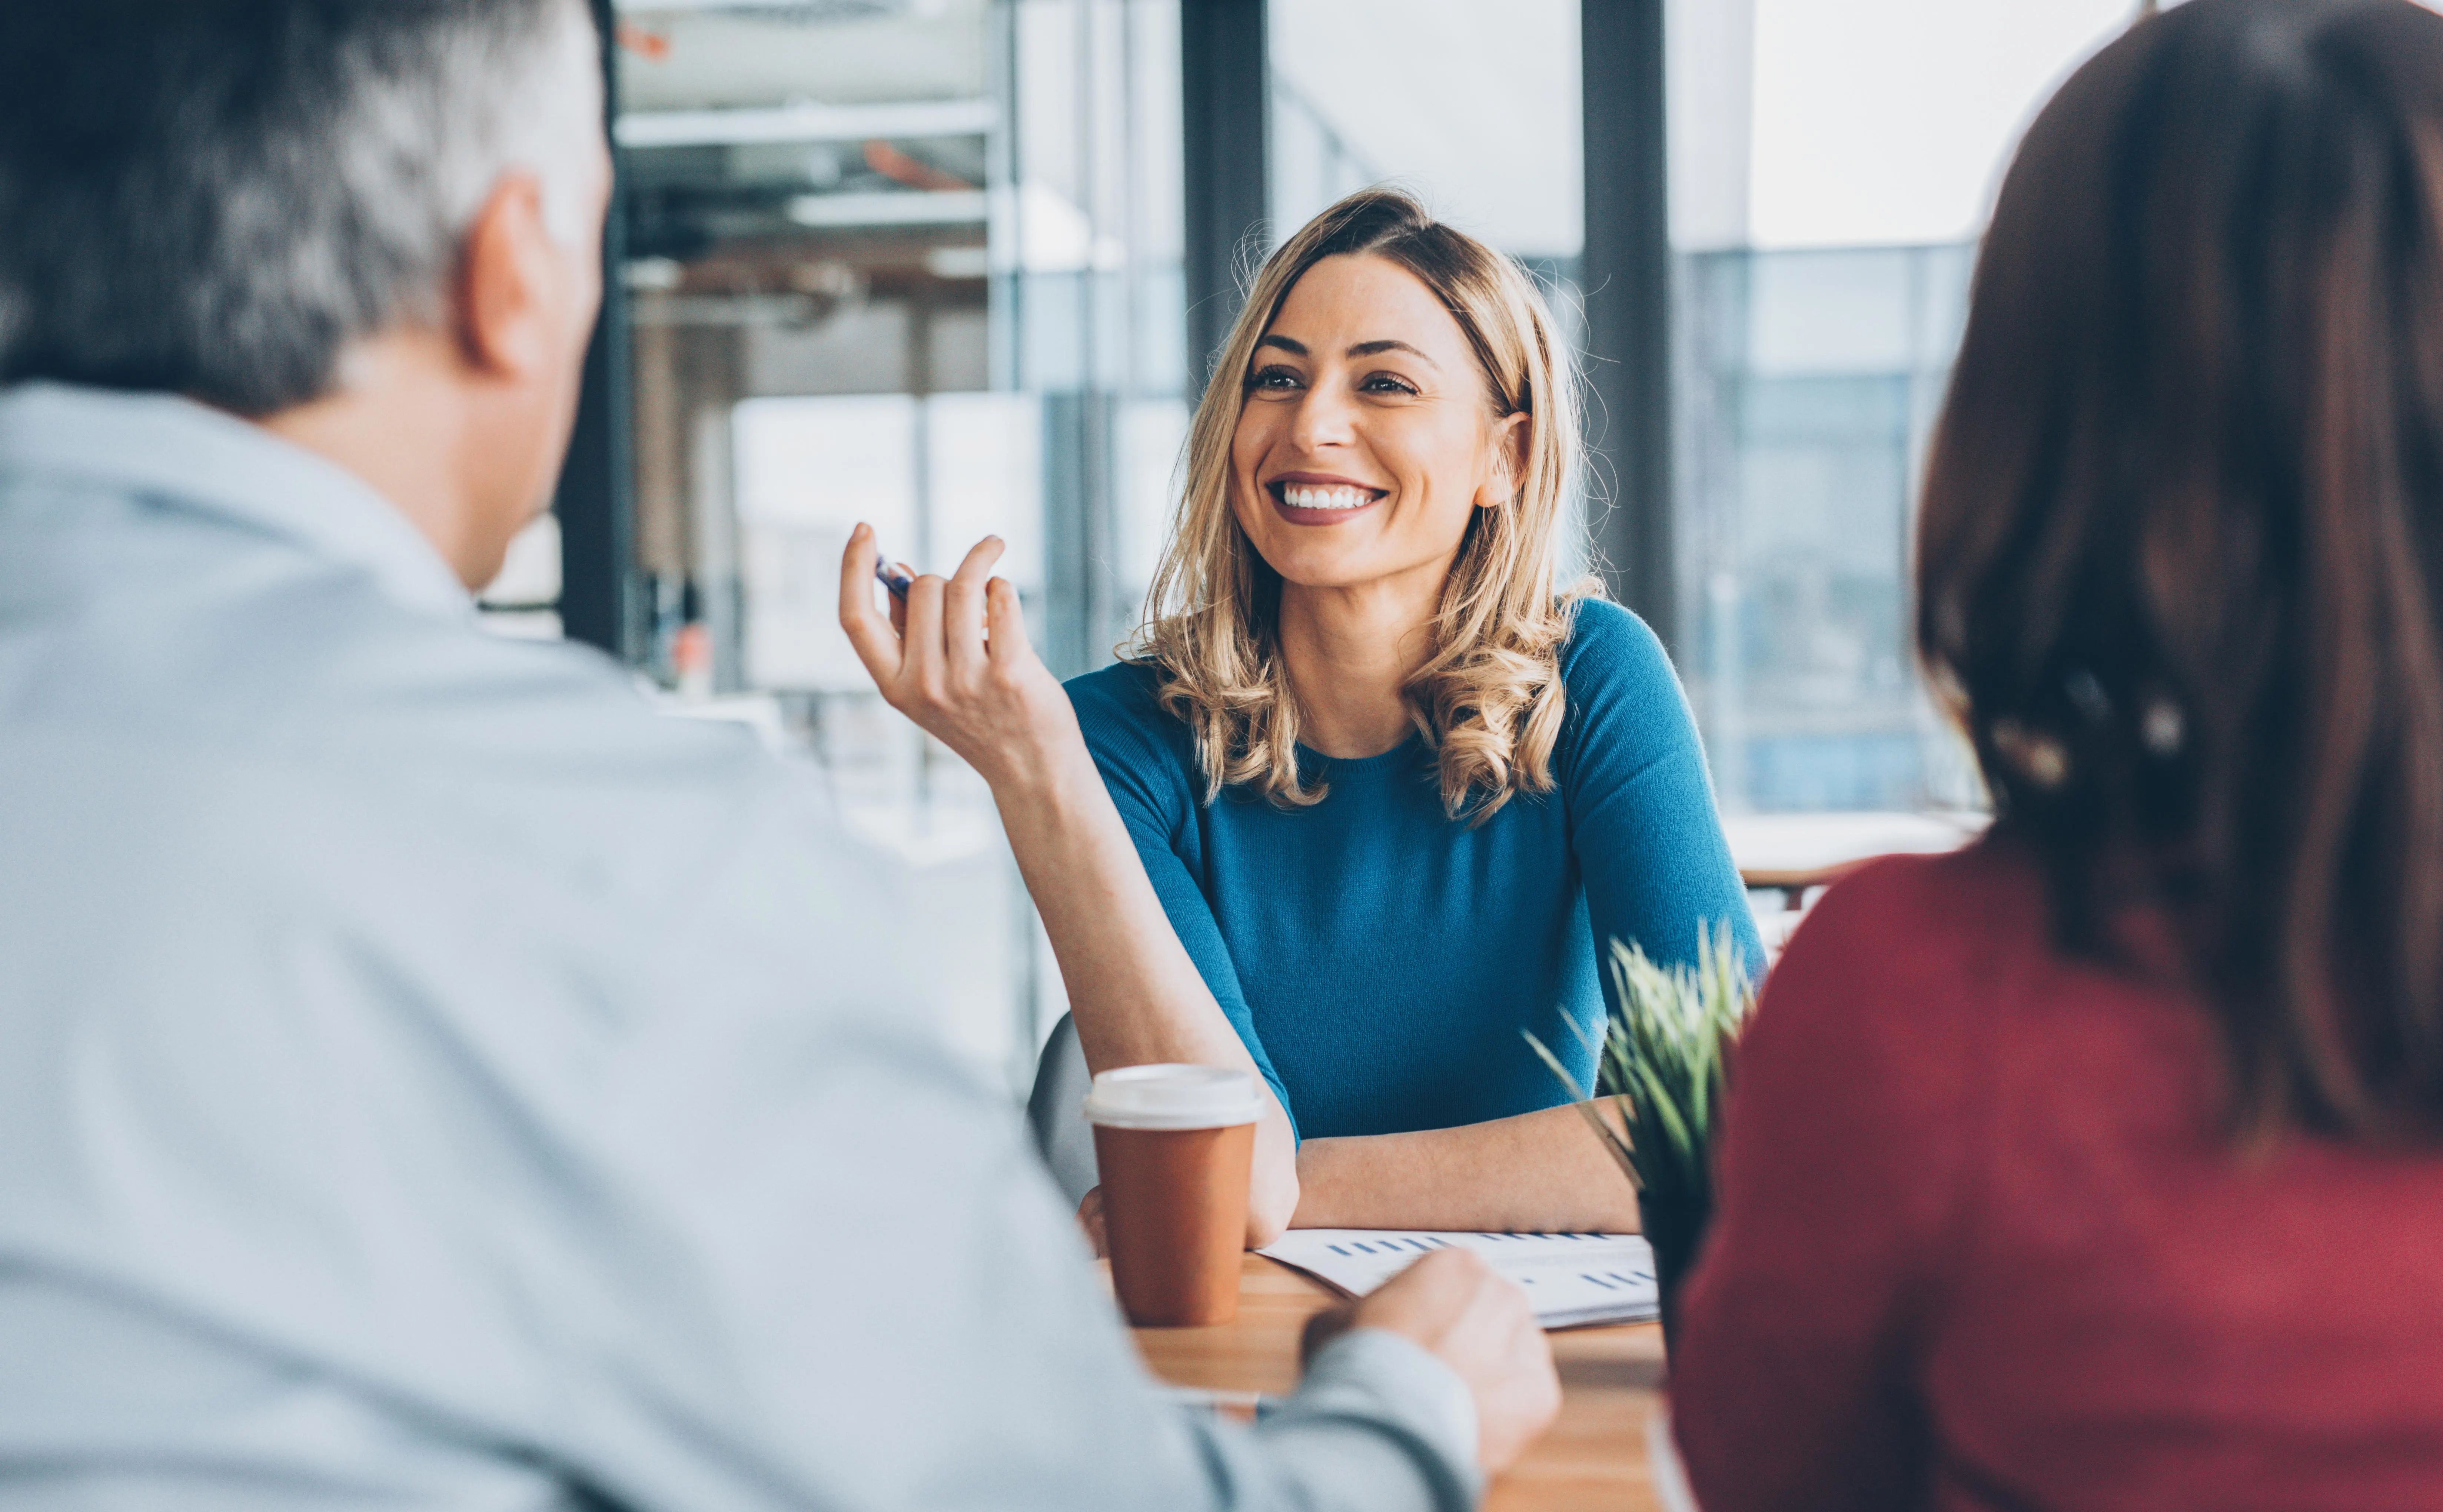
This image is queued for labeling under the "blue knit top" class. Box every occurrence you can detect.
[1065,598,1763,1141]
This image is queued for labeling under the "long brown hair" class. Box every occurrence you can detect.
[1133,188,1585,821]
[1919,0,2443,1139]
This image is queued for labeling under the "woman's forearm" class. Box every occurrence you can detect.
[991,749,1302,1242]
[991,748,1230,1066]
[833,529,1297,1242]
[1291,1102,1642,1233]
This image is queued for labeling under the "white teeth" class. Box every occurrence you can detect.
[1282,485,1374,511]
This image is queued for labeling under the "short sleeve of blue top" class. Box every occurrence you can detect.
[1065,598,1764,1142]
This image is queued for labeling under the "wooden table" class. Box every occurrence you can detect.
[1121,1253,1670,1511]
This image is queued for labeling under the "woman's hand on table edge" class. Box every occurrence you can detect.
[836,523,1090,800]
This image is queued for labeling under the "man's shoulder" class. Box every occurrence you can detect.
[20,553,807,917]
[288,614,809,897]
[0,578,895,1052]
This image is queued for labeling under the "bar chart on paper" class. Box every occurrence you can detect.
[1256,1230,1659,1329]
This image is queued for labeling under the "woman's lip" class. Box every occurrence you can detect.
[1267,478,1386,525]
[1269,472,1381,489]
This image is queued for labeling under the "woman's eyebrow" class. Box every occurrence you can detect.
[1253,333,1439,368]
[1347,338,1439,368]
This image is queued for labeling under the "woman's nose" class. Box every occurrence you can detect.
[1287,379,1359,451]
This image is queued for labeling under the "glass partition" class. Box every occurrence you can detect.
[1268,1,1582,269]
[1667,0,2138,815]
[612,0,1185,1086]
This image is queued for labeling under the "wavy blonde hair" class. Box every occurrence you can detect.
[1131,187,1587,822]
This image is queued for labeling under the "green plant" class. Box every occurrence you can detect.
[1526,919,1757,1216]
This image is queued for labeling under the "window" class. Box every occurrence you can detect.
[612,0,1186,1086]
[1269,1,1582,272]
[1668,0,2140,814]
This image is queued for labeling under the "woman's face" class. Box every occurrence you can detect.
[1229,253,1525,595]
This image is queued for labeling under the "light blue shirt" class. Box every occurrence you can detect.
[0,384,1479,1512]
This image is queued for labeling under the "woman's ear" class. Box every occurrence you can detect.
[1475,411,1531,509]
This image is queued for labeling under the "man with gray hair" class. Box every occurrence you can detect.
[0,3,1558,1509]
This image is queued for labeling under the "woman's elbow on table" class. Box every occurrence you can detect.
[1245,1200,1292,1251]
[1246,1139,1299,1248]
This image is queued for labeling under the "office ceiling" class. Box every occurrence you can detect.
[616,1,988,112]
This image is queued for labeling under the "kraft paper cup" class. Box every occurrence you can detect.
[1085,1064,1264,1327]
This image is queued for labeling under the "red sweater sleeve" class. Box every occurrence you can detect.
[1669,852,1999,1511]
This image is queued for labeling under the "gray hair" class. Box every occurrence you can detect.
[0,0,602,417]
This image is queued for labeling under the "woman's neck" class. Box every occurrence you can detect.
[1275,565,1445,759]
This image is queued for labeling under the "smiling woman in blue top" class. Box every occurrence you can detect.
[841,187,1760,1243]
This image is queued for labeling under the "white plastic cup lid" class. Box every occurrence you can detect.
[1082,1064,1266,1130]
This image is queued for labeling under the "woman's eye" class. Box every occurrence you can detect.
[1360,372,1420,396]
[1247,365,1303,392]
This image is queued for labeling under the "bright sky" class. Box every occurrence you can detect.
[1745,0,2137,248]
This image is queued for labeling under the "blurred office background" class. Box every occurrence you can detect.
[496,0,2150,1091]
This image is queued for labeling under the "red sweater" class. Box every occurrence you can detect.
[1671,839,2443,1511]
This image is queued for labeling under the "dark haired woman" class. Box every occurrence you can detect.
[1671,0,2443,1505]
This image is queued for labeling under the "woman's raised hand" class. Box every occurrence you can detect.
[843,523,1304,1240]
[837,522,1086,796]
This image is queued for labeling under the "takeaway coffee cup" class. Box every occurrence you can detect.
[1085,1064,1266,1327]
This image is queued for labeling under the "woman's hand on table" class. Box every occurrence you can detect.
[1309,1249,1560,1473]
[837,524,1090,800]
[1291,1101,1643,1234]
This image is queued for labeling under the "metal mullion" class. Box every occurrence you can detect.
[555,0,637,659]
[1580,0,1677,651]
[1180,0,1267,388]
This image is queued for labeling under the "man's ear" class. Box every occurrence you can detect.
[1475,410,1530,509]
[454,170,557,380]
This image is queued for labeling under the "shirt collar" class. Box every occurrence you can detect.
[0,382,475,621]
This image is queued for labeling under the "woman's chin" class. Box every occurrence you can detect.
[1239,513,1465,594]
[1260,548,1440,595]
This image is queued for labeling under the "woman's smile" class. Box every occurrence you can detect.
[1268,471,1387,525]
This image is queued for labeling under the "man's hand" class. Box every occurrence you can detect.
[1311,1249,1560,1473]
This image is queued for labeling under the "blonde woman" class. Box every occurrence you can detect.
[840,188,1758,1243]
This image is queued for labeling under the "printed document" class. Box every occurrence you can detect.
[1256,1230,1658,1329]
